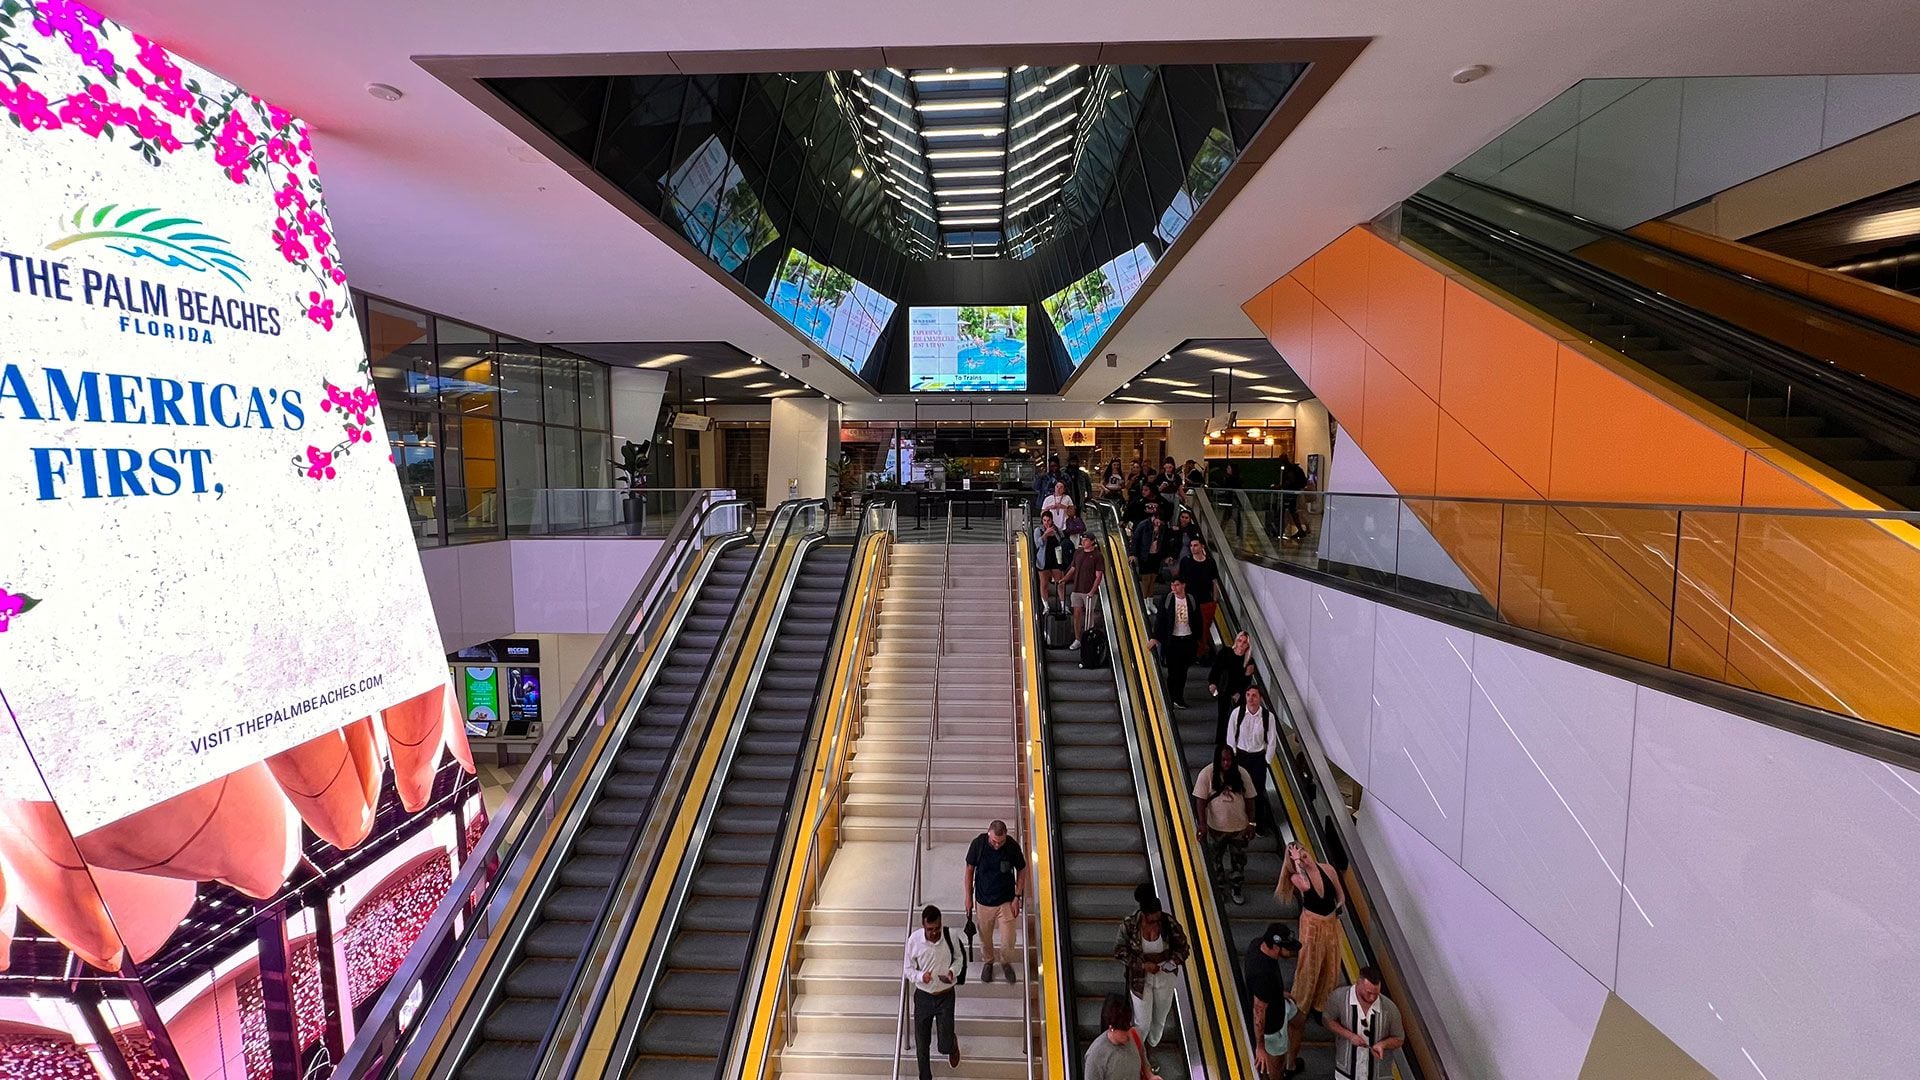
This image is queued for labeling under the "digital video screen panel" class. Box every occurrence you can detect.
[907,306,1029,392]
[664,134,779,273]
[1043,243,1158,366]
[764,247,896,369]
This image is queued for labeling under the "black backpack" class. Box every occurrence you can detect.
[943,927,971,985]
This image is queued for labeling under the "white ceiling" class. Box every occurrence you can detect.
[97,0,1920,403]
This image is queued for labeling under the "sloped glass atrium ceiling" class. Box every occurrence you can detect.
[484,59,1305,378]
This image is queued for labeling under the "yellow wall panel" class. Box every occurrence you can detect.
[1365,228,1447,399]
[1310,299,1368,440]
[1438,279,1559,494]
[1361,347,1439,496]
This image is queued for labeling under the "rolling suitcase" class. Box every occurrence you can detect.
[1042,609,1073,649]
[1079,628,1109,668]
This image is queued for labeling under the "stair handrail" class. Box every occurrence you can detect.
[890,819,927,1080]
[336,491,747,1079]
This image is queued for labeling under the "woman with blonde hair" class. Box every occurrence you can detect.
[1275,840,1346,1078]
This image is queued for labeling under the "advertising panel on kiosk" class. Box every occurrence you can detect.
[0,3,475,1074]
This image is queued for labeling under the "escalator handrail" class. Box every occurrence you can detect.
[1403,190,1920,459]
[1006,520,1077,1080]
[1092,502,1256,1080]
[1432,170,1920,353]
[434,499,798,1079]
[729,500,897,1079]
[336,491,747,1080]
[1188,493,1459,1080]
[542,499,828,1078]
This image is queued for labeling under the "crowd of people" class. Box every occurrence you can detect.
[904,819,1400,1080]
[912,448,1392,1079]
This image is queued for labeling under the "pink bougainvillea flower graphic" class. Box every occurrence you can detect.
[0,80,62,131]
[305,291,335,331]
[303,446,336,480]
[31,0,116,81]
[0,588,42,633]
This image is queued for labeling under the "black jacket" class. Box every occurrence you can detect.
[1209,648,1254,697]
[1151,593,1202,647]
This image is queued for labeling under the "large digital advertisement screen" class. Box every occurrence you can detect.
[764,247,896,369]
[1042,243,1158,366]
[664,134,779,273]
[907,306,1029,392]
[0,0,468,981]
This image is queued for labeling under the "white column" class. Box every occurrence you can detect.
[766,397,841,506]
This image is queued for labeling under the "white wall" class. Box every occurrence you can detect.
[767,397,840,506]
[1455,75,1920,228]
[609,366,667,447]
[417,537,664,652]
[1245,562,1920,1080]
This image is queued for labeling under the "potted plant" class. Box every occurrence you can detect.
[612,439,650,533]
[824,452,858,517]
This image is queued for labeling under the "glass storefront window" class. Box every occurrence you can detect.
[542,352,581,427]
[502,420,545,534]
[498,341,543,422]
[436,320,495,416]
[579,362,609,430]
[367,300,432,406]
[582,431,613,489]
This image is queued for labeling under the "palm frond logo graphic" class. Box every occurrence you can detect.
[47,204,251,290]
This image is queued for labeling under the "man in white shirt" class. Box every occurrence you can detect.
[1324,967,1406,1080]
[1041,480,1075,532]
[1225,685,1278,835]
[903,904,963,1078]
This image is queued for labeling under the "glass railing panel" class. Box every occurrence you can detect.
[1210,488,1920,736]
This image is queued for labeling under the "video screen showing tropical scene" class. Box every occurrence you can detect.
[907,305,1029,391]
[764,246,897,368]
[1155,127,1235,246]
[665,135,779,273]
[1043,243,1158,366]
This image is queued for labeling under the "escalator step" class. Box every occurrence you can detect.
[681,895,759,931]
[482,997,562,1042]
[457,1041,539,1080]
[1063,852,1151,886]
[652,969,742,1012]
[540,887,606,922]
[522,919,592,958]
[557,855,623,889]
[691,864,772,897]
[636,1011,732,1057]
[574,825,636,858]
[666,930,752,970]
[1061,823,1149,852]
[1053,745,1130,770]
[502,957,576,999]
[721,778,792,806]
[1055,770,1134,797]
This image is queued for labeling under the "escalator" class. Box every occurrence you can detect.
[1040,593,1193,1080]
[456,541,758,1079]
[624,540,856,1078]
[1403,178,1920,508]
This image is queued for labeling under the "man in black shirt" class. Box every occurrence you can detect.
[964,820,1028,983]
[1246,922,1300,1078]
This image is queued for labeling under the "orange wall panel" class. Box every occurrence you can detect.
[1241,283,1277,339]
[1365,231,1446,399]
[1361,347,1439,496]
[1435,413,1539,499]
[1438,280,1559,493]
[1310,300,1367,440]
[1547,345,1747,504]
[1313,229,1372,333]
[1268,276,1316,384]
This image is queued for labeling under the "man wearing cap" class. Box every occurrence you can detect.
[1244,922,1300,1078]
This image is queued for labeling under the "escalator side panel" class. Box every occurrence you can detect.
[456,545,760,1080]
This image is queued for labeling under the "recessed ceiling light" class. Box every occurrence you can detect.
[638,353,690,368]
[928,148,1006,161]
[1141,377,1197,387]
[765,388,806,397]
[745,381,775,389]
[1187,347,1252,362]
[366,82,404,102]
[1170,389,1214,398]
[933,168,1005,180]
[713,365,765,379]
[1451,64,1492,84]
[917,99,1005,113]
[910,69,1006,83]
[924,126,1006,139]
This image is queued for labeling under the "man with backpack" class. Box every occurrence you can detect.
[903,904,966,1078]
[964,820,1028,984]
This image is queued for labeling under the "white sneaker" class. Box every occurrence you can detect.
[1069,639,1081,649]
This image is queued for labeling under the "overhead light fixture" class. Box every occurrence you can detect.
[924,126,1006,138]
[938,202,1003,213]
[1451,64,1492,84]
[638,353,690,368]
[873,124,922,155]
[1009,151,1071,180]
[365,82,404,102]
[764,388,806,397]
[933,168,1005,179]
[916,99,1005,113]
[859,76,916,110]
[927,148,1005,160]
[1172,389,1214,399]
[713,365,765,379]
[745,381,775,389]
[910,69,1005,83]
[1015,85,1083,126]
[939,215,1001,226]
[1246,427,1262,438]
[1265,437,1276,446]
[1044,64,1081,85]
[1141,377,1197,387]
[870,108,921,137]
[1014,83,1049,103]
[936,185,1004,196]
[1009,121,1075,157]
